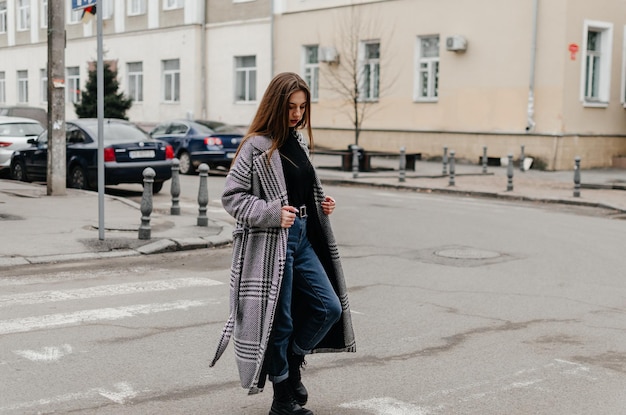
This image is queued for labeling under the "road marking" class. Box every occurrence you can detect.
[340,397,431,415]
[0,381,141,412]
[0,300,208,335]
[0,277,222,308]
[97,382,138,404]
[14,344,73,362]
[0,268,228,287]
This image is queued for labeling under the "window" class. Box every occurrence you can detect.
[128,0,146,16]
[162,59,180,102]
[164,0,184,10]
[41,0,47,28]
[0,72,5,103]
[67,67,80,104]
[127,62,143,102]
[40,68,47,104]
[102,0,113,19]
[360,41,380,101]
[0,1,7,34]
[235,56,256,102]
[17,0,30,31]
[17,70,28,103]
[303,45,319,101]
[67,0,81,24]
[415,36,439,101]
[581,21,613,105]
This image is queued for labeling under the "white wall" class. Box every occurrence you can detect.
[206,19,272,127]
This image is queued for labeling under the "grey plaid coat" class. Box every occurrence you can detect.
[210,134,356,394]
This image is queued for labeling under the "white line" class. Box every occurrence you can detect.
[14,344,73,362]
[0,300,207,335]
[97,382,138,404]
[340,397,432,415]
[0,277,222,308]
[0,381,141,412]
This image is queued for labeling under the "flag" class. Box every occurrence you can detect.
[81,5,96,23]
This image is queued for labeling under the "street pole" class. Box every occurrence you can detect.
[47,0,66,196]
[97,0,105,240]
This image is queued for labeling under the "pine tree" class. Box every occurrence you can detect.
[74,62,132,120]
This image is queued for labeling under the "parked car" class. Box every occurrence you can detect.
[0,116,45,175]
[149,120,244,174]
[194,119,247,135]
[0,106,48,126]
[10,118,174,193]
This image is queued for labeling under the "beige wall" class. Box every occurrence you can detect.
[208,0,271,24]
[274,0,626,169]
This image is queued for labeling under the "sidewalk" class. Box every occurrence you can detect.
[1,158,624,268]
[311,155,626,213]
[0,180,232,268]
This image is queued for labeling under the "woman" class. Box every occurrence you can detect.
[210,72,356,415]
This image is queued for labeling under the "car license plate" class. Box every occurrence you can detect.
[129,150,155,159]
[227,152,235,159]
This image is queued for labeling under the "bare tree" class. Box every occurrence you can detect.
[321,6,396,147]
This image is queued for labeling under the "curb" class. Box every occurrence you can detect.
[320,178,626,214]
[0,224,234,269]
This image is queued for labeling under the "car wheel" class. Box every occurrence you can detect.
[152,181,164,194]
[11,161,29,182]
[68,165,88,189]
[178,152,194,175]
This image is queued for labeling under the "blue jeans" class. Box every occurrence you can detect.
[268,216,342,383]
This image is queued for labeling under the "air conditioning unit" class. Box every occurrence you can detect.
[446,35,468,52]
[319,47,339,64]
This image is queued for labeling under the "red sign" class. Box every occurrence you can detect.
[568,43,579,60]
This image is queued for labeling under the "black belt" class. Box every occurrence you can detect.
[296,205,308,218]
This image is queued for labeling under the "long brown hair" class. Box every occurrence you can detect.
[235,72,313,161]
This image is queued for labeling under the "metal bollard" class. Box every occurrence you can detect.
[442,146,448,175]
[197,163,209,226]
[482,146,488,174]
[170,158,181,215]
[399,146,406,182]
[351,145,359,179]
[448,150,456,186]
[520,145,526,172]
[573,156,581,197]
[138,167,155,240]
[506,154,514,191]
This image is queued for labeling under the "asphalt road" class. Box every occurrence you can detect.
[1,183,625,414]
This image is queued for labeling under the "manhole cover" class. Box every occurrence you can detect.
[435,248,501,260]
[404,245,517,268]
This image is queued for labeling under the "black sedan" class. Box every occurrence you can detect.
[10,118,174,193]
[149,120,244,174]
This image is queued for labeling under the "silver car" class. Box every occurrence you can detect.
[0,116,44,172]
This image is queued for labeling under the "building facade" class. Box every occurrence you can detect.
[0,0,271,131]
[1,0,625,169]
[274,0,626,170]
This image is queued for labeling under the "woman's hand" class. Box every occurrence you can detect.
[281,206,298,228]
[321,196,336,215]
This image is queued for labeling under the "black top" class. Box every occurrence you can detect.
[279,129,315,210]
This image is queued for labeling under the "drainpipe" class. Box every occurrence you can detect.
[526,0,539,132]
[270,0,275,76]
[200,0,207,119]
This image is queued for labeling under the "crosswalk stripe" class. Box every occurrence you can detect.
[0,300,209,335]
[340,397,430,415]
[0,277,223,308]
[0,381,140,412]
[14,344,73,362]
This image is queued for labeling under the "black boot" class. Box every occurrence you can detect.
[269,379,313,415]
[288,352,308,406]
